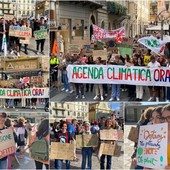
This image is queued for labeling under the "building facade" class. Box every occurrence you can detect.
[0,0,14,17]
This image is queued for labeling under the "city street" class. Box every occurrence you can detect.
[50,141,124,169]
[0,37,49,57]
[50,86,166,102]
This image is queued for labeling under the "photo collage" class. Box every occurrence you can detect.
[0,0,170,170]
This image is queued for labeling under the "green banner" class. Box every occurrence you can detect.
[119,47,132,57]
[34,29,48,40]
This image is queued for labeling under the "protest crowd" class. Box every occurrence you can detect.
[128,104,170,169]
[50,114,124,169]
[0,16,48,56]
[0,112,49,169]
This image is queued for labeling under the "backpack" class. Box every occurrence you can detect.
[30,131,49,162]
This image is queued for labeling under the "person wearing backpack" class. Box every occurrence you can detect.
[30,118,49,169]
[55,121,73,169]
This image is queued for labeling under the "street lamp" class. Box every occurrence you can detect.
[152,1,169,40]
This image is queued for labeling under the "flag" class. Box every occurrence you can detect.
[138,36,168,56]
[93,24,126,41]
[52,39,58,56]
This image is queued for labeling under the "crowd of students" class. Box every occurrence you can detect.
[0,17,48,56]
[50,43,170,102]
[130,104,170,169]
[50,115,123,170]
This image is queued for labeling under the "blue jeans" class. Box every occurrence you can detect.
[81,147,93,169]
[55,159,70,170]
[100,155,112,170]
[0,159,7,169]
[111,84,120,98]
[63,73,70,90]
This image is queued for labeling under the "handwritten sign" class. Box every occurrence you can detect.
[76,134,99,148]
[19,39,30,44]
[0,128,16,159]
[100,129,124,141]
[50,142,74,160]
[137,123,168,168]
[31,76,43,85]
[9,26,32,38]
[68,44,80,54]
[128,127,139,143]
[34,29,48,40]
[93,50,107,61]
[4,15,14,21]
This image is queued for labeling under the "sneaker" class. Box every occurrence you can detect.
[34,106,36,109]
[105,93,108,97]
[75,95,79,99]
[166,100,170,102]
[148,97,153,101]
[116,97,120,101]
[13,106,15,109]
[7,106,9,108]
[82,95,85,99]
[36,51,39,55]
[69,90,74,94]
[122,89,125,92]
[101,96,104,101]
[61,88,65,91]
[65,89,69,92]
[109,98,114,101]
[93,96,98,100]
[41,51,45,55]
[10,50,14,54]
[17,52,20,56]
[156,97,159,102]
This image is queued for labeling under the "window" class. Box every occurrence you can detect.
[78,113,80,117]
[68,111,70,116]
[62,111,64,116]
[74,112,76,116]
[55,111,58,116]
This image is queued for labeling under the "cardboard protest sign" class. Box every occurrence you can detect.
[93,50,107,61]
[98,143,121,158]
[22,77,30,83]
[0,87,49,98]
[119,47,132,57]
[0,128,16,159]
[67,65,170,87]
[50,142,74,160]
[100,129,124,141]
[4,15,14,21]
[137,123,168,168]
[128,127,139,143]
[34,29,48,40]
[31,76,43,85]
[68,44,80,54]
[19,39,30,44]
[9,26,32,38]
[76,134,99,148]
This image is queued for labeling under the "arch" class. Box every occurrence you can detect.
[101,20,105,29]
[89,14,96,40]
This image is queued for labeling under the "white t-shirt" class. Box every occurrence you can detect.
[148,61,160,68]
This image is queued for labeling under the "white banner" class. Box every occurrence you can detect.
[67,65,170,87]
[138,36,167,55]
[0,88,49,98]
[137,123,168,168]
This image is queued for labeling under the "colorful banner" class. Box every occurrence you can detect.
[0,128,16,159]
[0,88,49,98]
[67,65,170,87]
[9,26,32,38]
[76,134,99,148]
[137,123,168,168]
[138,36,167,56]
[93,24,126,41]
[34,29,48,40]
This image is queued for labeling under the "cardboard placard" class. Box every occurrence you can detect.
[93,50,107,61]
[128,127,138,143]
[34,29,48,40]
[19,39,30,44]
[50,142,74,160]
[119,47,133,58]
[4,15,14,21]
[76,134,99,148]
[137,123,168,169]
[98,143,121,158]
[31,76,42,84]
[100,129,124,141]
[68,44,80,54]
[0,128,16,159]
[9,26,32,38]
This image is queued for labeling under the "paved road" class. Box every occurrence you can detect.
[0,37,49,57]
[50,85,166,102]
[50,141,124,169]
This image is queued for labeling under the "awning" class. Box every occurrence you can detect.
[146,24,169,31]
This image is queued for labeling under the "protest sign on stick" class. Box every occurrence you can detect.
[34,29,48,40]
[76,134,99,148]
[100,129,124,141]
[50,142,74,160]
[0,128,16,159]
[137,123,168,168]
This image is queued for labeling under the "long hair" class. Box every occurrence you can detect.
[37,118,49,137]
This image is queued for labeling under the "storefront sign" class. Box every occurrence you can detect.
[34,29,48,40]
[0,87,49,98]
[50,142,74,160]
[137,123,168,168]
[67,65,170,87]
[9,26,32,38]
[100,129,124,141]
[0,128,16,159]
[76,134,99,148]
